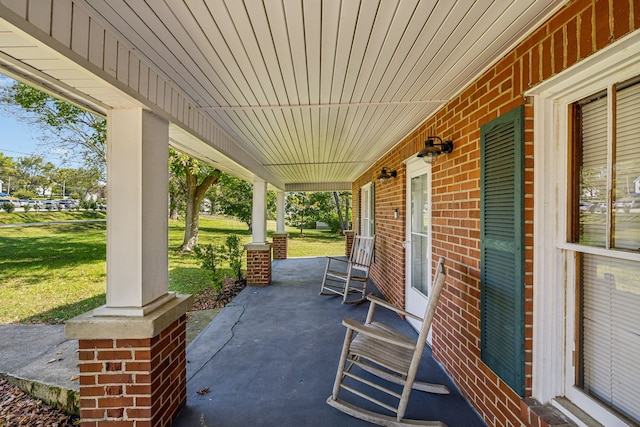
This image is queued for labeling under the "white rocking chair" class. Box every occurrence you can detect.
[319,235,375,304]
[327,257,449,426]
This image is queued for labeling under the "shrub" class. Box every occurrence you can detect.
[193,243,223,290]
[23,204,31,213]
[12,189,35,199]
[222,234,245,281]
[1,202,15,213]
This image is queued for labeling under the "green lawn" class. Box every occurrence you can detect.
[0,213,344,324]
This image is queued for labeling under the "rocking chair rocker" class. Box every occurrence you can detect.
[327,257,449,426]
[319,235,375,304]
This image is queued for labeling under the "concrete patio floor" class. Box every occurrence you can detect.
[173,257,487,427]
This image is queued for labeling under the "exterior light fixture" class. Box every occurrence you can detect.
[417,136,454,163]
[377,167,397,183]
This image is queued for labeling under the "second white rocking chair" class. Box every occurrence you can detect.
[319,235,375,304]
[327,257,449,426]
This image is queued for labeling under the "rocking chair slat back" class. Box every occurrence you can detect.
[319,235,375,304]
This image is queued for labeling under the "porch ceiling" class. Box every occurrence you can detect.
[0,1,566,190]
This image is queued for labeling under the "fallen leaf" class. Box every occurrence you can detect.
[46,359,57,364]
[70,375,79,381]
[196,387,210,395]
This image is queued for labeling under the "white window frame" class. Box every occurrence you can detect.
[527,29,640,427]
[360,182,373,237]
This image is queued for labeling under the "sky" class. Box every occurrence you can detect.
[0,73,75,167]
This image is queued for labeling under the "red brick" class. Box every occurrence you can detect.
[97,374,133,384]
[125,407,152,418]
[105,385,122,396]
[97,396,134,408]
[98,351,132,361]
[79,340,113,350]
[106,408,124,418]
[96,421,133,427]
[80,411,103,422]
[126,384,152,395]
[80,363,104,373]
[594,0,611,50]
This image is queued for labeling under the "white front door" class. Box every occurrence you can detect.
[405,159,432,331]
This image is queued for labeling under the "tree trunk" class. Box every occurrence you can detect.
[345,193,350,230]
[180,171,220,252]
[333,191,346,231]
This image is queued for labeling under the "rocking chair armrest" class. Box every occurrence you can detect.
[366,295,424,322]
[342,318,416,349]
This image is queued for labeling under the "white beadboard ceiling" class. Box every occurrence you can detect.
[0,0,566,190]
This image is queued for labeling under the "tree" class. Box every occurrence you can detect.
[212,173,253,229]
[0,152,16,194]
[0,83,106,169]
[1,82,230,251]
[286,192,322,235]
[332,191,351,231]
[13,155,55,195]
[170,149,221,251]
[54,166,102,201]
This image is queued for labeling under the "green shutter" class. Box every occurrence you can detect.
[480,105,525,396]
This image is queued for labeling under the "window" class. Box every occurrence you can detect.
[570,80,640,424]
[528,31,640,427]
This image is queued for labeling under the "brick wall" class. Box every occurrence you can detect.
[272,234,288,260]
[353,1,639,425]
[344,230,355,257]
[77,315,187,427]
[246,246,272,286]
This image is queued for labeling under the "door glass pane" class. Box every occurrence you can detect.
[613,82,640,250]
[411,174,429,296]
[578,94,608,247]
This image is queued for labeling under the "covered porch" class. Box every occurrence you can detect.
[173,256,485,427]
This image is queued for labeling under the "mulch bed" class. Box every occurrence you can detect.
[0,278,246,425]
[191,277,246,311]
[0,379,79,426]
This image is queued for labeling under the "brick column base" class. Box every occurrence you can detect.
[344,230,355,257]
[66,294,193,427]
[245,243,272,286]
[271,233,288,260]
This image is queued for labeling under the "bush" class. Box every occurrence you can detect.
[1,202,15,213]
[222,234,245,281]
[12,189,36,199]
[325,212,343,233]
[22,204,31,213]
[193,243,223,290]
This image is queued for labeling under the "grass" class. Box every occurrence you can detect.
[0,213,344,324]
[0,210,106,225]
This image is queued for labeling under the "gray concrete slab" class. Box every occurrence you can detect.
[173,257,487,427]
[0,324,80,412]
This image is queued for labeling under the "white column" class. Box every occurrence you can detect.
[276,191,286,233]
[252,177,267,244]
[97,108,172,316]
